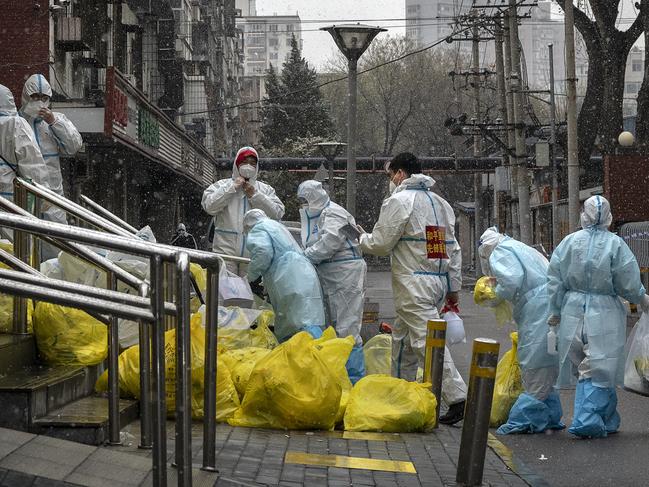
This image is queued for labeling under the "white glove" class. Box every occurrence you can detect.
[640,295,649,314]
[547,315,560,326]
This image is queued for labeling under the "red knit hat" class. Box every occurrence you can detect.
[235,147,258,166]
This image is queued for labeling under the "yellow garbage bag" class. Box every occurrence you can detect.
[190,263,207,313]
[344,375,437,432]
[228,331,341,430]
[191,356,241,422]
[221,347,272,398]
[473,276,514,326]
[34,302,107,366]
[363,334,392,375]
[311,327,354,424]
[489,332,524,427]
[0,240,33,333]
[95,343,141,398]
[218,309,278,350]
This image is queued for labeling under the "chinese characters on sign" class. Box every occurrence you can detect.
[426,226,447,259]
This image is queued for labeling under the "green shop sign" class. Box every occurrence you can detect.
[138,108,160,149]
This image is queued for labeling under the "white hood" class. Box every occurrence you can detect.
[478,226,506,275]
[580,195,612,230]
[232,146,259,182]
[0,85,17,116]
[394,173,436,193]
[21,74,53,115]
[297,180,330,212]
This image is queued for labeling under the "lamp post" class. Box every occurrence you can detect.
[316,141,347,195]
[320,24,386,217]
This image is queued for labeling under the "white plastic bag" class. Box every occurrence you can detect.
[443,311,466,345]
[219,268,254,306]
[624,312,649,395]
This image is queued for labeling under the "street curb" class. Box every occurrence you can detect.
[487,433,552,487]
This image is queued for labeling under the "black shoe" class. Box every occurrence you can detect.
[439,401,465,425]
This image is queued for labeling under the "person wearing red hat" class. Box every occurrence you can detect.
[202,146,285,275]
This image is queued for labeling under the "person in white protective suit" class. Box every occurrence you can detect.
[202,147,285,276]
[297,180,368,383]
[547,196,649,438]
[0,84,49,239]
[358,152,467,425]
[20,74,83,226]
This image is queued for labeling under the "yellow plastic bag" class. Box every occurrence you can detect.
[228,331,341,430]
[344,375,437,432]
[0,240,33,333]
[192,356,241,422]
[95,343,141,398]
[34,302,107,365]
[218,309,278,350]
[489,332,524,427]
[221,347,272,398]
[311,327,354,424]
[473,276,514,326]
[363,334,392,375]
[190,263,207,313]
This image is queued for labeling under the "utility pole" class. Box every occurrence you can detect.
[472,12,483,277]
[564,0,580,232]
[548,44,559,250]
[494,16,509,233]
[508,0,532,244]
[502,9,519,239]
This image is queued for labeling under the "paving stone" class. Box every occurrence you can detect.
[0,469,35,487]
[65,472,134,487]
[0,429,35,460]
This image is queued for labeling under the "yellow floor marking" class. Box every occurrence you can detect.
[285,451,417,473]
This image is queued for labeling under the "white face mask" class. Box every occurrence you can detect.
[238,164,256,180]
[23,100,47,119]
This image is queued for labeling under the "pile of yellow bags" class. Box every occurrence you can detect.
[489,332,524,427]
[0,240,33,333]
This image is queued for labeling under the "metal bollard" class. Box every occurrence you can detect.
[202,263,219,472]
[423,319,446,427]
[138,282,152,450]
[175,253,192,486]
[107,271,122,446]
[12,181,28,335]
[456,338,500,487]
[150,255,168,487]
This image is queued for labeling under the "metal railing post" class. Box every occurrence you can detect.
[456,338,500,487]
[423,319,447,427]
[202,263,219,472]
[164,262,176,330]
[12,180,29,335]
[107,271,122,445]
[175,252,192,487]
[150,255,168,487]
[138,282,152,450]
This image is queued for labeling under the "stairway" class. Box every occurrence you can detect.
[0,333,138,445]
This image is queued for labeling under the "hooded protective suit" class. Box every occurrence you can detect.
[202,147,284,275]
[359,173,467,406]
[547,196,647,438]
[244,210,325,342]
[20,75,82,225]
[0,84,48,238]
[478,227,564,435]
[297,181,367,343]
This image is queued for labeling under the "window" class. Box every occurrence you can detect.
[269,38,279,47]
[626,82,640,94]
[633,61,643,72]
[270,52,278,60]
[269,24,278,32]
[287,24,294,32]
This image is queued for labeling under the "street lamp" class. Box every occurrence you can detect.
[320,23,386,217]
[618,131,635,148]
[316,141,347,195]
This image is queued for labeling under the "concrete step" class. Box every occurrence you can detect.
[33,395,139,445]
[0,334,36,374]
[0,363,102,432]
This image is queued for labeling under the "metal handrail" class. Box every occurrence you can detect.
[79,194,139,234]
[0,211,220,487]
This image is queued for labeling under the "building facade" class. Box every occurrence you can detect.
[0,0,245,240]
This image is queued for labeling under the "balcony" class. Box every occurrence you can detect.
[55,17,92,51]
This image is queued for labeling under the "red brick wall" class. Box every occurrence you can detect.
[603,154,649,227]
[0,1,51,101]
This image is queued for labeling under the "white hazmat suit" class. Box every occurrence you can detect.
[297,180,367,346]
[0,84,48,238]
[202,147,285,275]
[359,173,467,406]
[20,74,82,225]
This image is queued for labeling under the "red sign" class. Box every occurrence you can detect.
[426,226,447,259]
[110,88,128,127]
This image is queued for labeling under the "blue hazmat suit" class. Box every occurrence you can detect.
[243,209,325,342]
[479,228,563,434]
[547,196,649,438]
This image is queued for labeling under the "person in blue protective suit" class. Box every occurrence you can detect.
[297,180,367,383]
[478,227,564,435]
[547,196,649,438]
[358,152,467,425]
[243,209,326,342]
